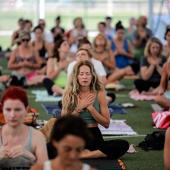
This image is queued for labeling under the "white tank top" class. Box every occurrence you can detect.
[43,160,91,170]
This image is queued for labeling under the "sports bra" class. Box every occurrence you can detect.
[32,41,46,58]
[15,56,35,63]
[43,160,91,170]
[15,47,35,64]
[73,93,100,124]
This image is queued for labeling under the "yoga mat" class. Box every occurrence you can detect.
[108,103,127,116]
[31,90,62,102]
[41,103,127,117]
[129,90,156,101]
[124,75,140,79]
[82,158,125,170]
[99,119,137,136]
[151,104,163,112]
[41,104,61,115]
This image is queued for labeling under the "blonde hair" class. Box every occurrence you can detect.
[93,33,108,49]
[62,60,104,112]
[144,37,163,57]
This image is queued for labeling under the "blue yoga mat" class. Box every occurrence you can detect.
[41,103,127,117]
[108,103,127,116]
[41,104,61,117]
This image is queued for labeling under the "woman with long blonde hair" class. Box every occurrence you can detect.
[62,60,129,159]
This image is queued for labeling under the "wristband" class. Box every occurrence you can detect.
[75,107,83,113]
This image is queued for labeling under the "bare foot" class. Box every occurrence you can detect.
[80,149,107,159]
[0,75,10,83]
[80,149,91,159]
[142,88,159,95]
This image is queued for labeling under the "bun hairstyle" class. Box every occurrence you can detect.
[115,21,124,31]
[164,28,170,40]
[56,16,61,21]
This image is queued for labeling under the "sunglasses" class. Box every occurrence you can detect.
[21,39,30,42]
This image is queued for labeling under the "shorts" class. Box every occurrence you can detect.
[26,72,38,81]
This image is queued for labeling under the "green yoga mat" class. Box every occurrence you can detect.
[82,158,124,170]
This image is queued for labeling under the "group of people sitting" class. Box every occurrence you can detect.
[1,16,170,108]
[1,15,170,169]
[0,73,129,169]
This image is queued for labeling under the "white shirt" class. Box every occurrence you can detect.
[67,58,107,77]
[31,31,54,42]
[43,160,91,170]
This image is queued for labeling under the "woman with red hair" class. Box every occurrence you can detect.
[0,86,48,168]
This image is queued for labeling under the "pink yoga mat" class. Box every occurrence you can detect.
[129,90,156,101]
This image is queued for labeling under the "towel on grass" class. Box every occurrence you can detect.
[99,119,137,135]
[129,89,156,101]
[31,90,62,102]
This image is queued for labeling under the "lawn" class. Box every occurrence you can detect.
[0,57,164,170]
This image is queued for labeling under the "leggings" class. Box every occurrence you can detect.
[134,79,160,93]
[47,127,129,160]
[86,127,129,159]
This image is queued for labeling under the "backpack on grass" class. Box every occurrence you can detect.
[138,131,166,151]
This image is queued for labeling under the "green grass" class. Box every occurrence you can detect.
[0,57,164,170]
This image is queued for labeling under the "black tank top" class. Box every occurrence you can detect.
[14,31,21,46]
[32,41,46,58]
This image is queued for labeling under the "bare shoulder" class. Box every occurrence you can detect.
[12,30,18,36]
[47,57,55,63]
[98,90,106,98]
[33,128,45,137]
[32,128,46,142]
[97,90,106,101]
[30,163,43,170]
